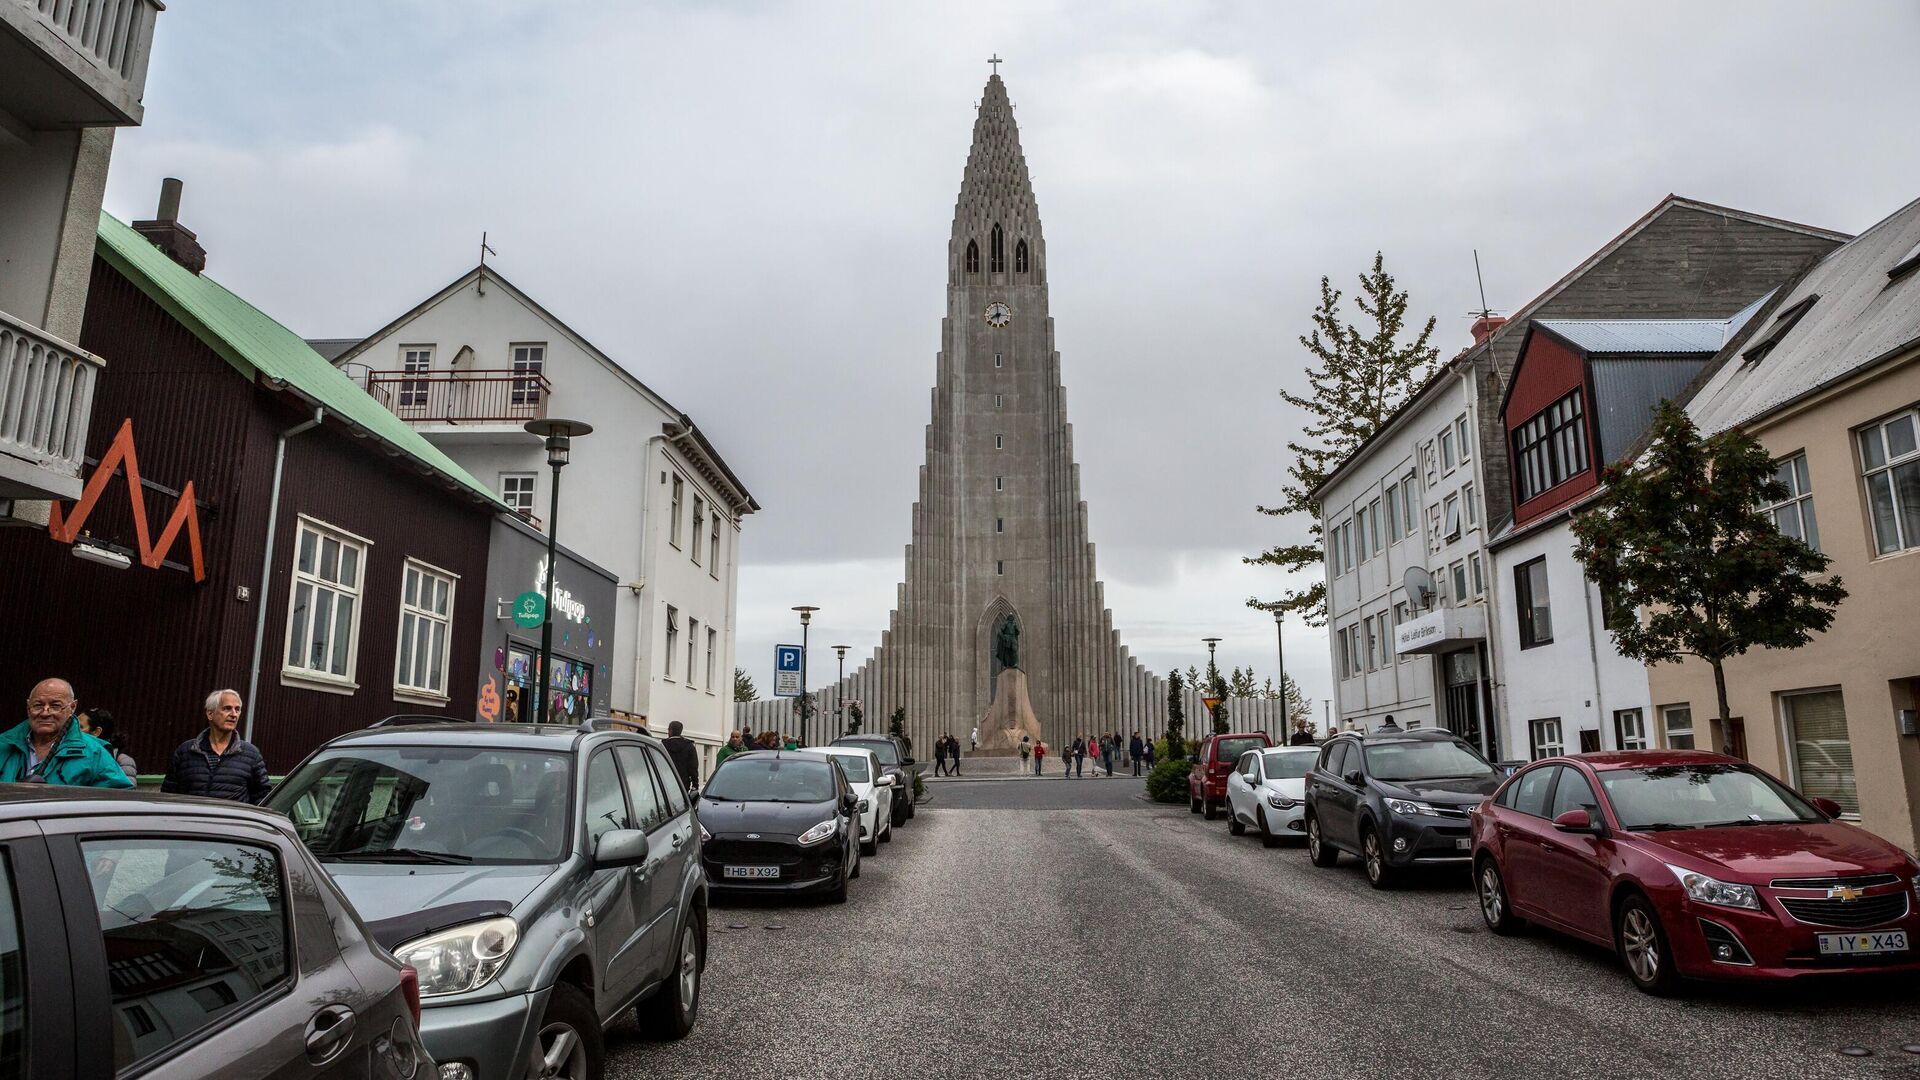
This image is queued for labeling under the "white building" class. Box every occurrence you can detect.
[321,266,757,767]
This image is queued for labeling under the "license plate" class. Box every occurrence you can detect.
[723,865,780,880]
[1817,930,1908,956]
[1455,838,1471,851]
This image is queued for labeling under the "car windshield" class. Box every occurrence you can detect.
[1598,764,1821,830]
[705,758,838,803]
[836,739,899,765]
[269,746,571,864]
[1260,750,1315,780]
[1215,737,1265,764]
[830,754,871,783]
[1363,739,1499,782]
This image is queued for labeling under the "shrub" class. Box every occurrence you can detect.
[1146,757,1191,803]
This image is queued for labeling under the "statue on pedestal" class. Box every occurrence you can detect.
[994,616,1020,671]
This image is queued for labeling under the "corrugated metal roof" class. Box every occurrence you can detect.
[1537,296,1767,355]
[1687,196,1920,435]
[95,212,501,506]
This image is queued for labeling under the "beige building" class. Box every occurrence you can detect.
[1651,195,1920,851]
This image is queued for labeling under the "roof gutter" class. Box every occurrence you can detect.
[246,407,324,743]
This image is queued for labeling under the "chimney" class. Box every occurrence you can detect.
[132,177,208,274]
[1469,314,1508,346]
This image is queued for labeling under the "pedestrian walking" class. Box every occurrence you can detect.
[949,734,962,776]
[78,707,137,778]
[717,730,748,766]
[1064,741,1074,776]
[1129,731,1145,777]
[1100,734,1116,776]
[1033,740,1046,775]
[1,678,133,788]
[970,726,978,753]
[933,734,950,777]
[1144,739,1156,769]
[1072,736,1087,777]
[160,689,270,803]
[1376,714,1402,734]
[1020,737,1032,771]
[661,720,701,790]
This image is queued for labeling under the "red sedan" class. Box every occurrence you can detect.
[1471,750,1920,994]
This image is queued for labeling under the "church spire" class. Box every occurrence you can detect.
[952,71,1042,284]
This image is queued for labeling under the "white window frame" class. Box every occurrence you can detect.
[1443,492,1462,541]
[1469,553,1484,597]
[1463,482,1478,528]
[664,606,679,680]
[1399,472,1417,542]
[1614,708,1648,750]
[1384,482,1401,541]
[399,345,433,408]
[994,394,1003,409]
[1777,686,1856,816]
[687,617,699,688]
[1450,560,1468,603]
[995,434,1004,449]
[710,516,721,580]
[705,628,717,694]
[1392,602,1411,663]
[501,473,537,520]
[668,476,684,550]
[1763,451,1820,552]
[281,516,370,691]
[394,558,458,703]
[1440,426,1457,472]
[1660,704,1694,750]
[1456,414,1472,464]
[691,497,705,566]
[510,342,546,406]
[995,476,1004,492]
[1529,718,1564,760]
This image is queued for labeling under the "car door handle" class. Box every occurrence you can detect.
[304,1004,356,1064]
[670,833,687,849]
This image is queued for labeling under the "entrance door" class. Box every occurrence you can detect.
[1442,649,1485,753]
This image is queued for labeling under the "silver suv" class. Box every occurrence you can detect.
[269,719,707,1080]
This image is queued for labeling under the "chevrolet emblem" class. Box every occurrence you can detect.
[745,833,760,840]
[1828,885,1866,902]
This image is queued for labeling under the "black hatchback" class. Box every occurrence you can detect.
[1303,729,1504,888]
[696,751,863,903]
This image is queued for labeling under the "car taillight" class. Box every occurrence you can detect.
[399,965,422,1028]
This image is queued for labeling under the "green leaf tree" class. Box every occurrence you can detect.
[888,706,907,740]
[1163,671,1186,759]
[1571,402,1847,729]
[844,701,864,736]
[1204,655,1231,734]
[1246,253,1439,625]
[733,667,757,703]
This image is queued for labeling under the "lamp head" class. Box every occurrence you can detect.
[793,604,819,625]
[524,418,594,468]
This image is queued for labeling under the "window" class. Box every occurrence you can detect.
[989,223,1006,274]
[501,473,536,519]
[1399,472,1417,541]
[615,746,669,831]
[1511,765,1557,815]
[1450,561,1467,603]
[1514,557,1552,648]
[1661,705,1694,750]
[0,855,19,1067]
[706,627,717,691]
[1741,294,1819,366]
[996,560,1004,575]
[1443,492,1462,541]
[395,560,456,699]
[399,345,433,407]
[1781,689,1855,814]
[1384,482,1401,541]
[664,606,678,679]
[1342,520,1355,573]
[84,837,289,1070]
[1367,497,1383,554]
[647,745,690,815]
[995,476,1003,492]
[584,751,632,849]
[710,516,721,578]
[994,394,1003,409]
[1432,565,1449,607]
[1426,505,1441,554]
[1529,718,1564,760]
[1363,618,1378,672]
[1456,415,1472,463]
[1763,453,1820,551]
[1354,505,1370,561]
[1423,440,1437,485]
[284,518,365,683]
[1463,482,1477,527]
[965,240,980,274]
[1015,239,1029,274]
[687,618,699,687]
[691,498,706,565]
[1392,602,1411,663]
[1440,426,1456,472]
[1857,408,1920,555]
[669,476,684,549]
[994,353,1003,369]
[1346,624,1363,678]
[510,343,545,406]
[1549,767,1597,818]
[996,517,1004,533]
[995,434,1003,449]
[1614,708,1648,750]
[1513,389,1589,501]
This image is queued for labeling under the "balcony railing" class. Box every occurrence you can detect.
[363,369,551,426]
[0,308,103,499]
[4,0,163,126]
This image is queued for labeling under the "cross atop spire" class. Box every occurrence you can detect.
[988,53,1002,74]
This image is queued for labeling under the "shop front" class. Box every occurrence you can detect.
[1395,606,1500,762]
[477,516,617,724]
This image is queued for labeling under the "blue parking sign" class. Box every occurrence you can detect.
[774,645,803,697]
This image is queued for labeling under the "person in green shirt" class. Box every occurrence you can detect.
[1,678,133,789]
[782,737,800,751]
[715,730,748,766]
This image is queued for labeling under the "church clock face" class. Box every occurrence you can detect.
[984,302,1012,328]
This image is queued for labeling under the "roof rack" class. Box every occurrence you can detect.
[370,714,474,728]
[576,717,651,735]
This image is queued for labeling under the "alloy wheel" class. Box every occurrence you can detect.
[1478,865,1503,925]
[1308,819,1321,860]
[531,1020,587,1080]
[677,925,700,1015]
[1363,832,1383,882]
[1621,907,1661,984]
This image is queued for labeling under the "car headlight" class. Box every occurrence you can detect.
[797,820,837,846]
[1266,793,1297,810]
[395,916,519,997]
[1665,864,1760,910]
[699,822,712,843]
[1385,798,1437,817]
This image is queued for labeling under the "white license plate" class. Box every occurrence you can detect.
[1455,838,1471,851]
[1817,930,1908,956]
[723,865,780,880]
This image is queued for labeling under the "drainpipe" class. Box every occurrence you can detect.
[631,433,667,717]
[246,408,325,743]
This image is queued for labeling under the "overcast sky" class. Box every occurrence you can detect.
[105,1,1920,711]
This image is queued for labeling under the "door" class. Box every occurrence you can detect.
[0,824,75,1078]
[1225,753,1253,824]
[1497,765,1560,919]
[1315,742,1360,848]
[581,749,646,1013]
[1442,649,1485,753]
[631,746,696,997]
[1535,766,1612,941]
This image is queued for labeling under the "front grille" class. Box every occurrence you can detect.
[1769,873,1899,890]
[1778,893,1909,928]
[1427,805,1471,819]
[705,839,799,865]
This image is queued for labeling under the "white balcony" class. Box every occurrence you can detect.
[0,306,102,500]
[1,0,162,127]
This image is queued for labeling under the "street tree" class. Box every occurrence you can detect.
[1246,253,1439,625]
[1204,655,1231,735]
[844,702,864,736]
[1571,401,1847,729]
[733,667,757,703]
[1228,666,1259,699]
[1164,671,1186,759]
[888,706,907,740]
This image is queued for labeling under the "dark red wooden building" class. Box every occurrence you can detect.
[0,204,499,771]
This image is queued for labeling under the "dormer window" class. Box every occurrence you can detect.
[1512,389,1588,501]
[1015,240,1029,274]
[1741,294,1819,366]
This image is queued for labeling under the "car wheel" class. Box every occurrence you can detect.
[635,910,703,1041]
[529,982,602,1079]
[905,791,917,819]
[1203,797,1220,821]
[1477,857,1523,936]
[1361,825,1396,889]
[1227,806,1246,836]
[1306,814,1339,867]
[880,819,893,843]
[1258,807,1279,849]
[1615,893,1679,996]
[891,801,907,828]
[850,844,862,879]
[861,836,879,856]
[825,865,850,904]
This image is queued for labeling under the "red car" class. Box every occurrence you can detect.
[1471,750,1920,994]
[1188,732,1272,820]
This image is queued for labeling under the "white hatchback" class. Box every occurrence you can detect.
[818,745,896,855]
[1225,746,1317,847]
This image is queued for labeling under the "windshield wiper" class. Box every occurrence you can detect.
[321,849,473,864]
[1696,819,1796,829]
[1627,822,1695,832]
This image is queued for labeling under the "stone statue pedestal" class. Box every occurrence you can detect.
[975,668,1042,751]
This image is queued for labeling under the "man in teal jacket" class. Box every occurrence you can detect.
[1,678,134,788]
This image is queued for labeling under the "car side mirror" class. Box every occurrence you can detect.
[902,757,915,765]
[1810,796,1843,818]
[1342,770,1363,787]
[1552,809,1596,833]
[857,798,870,813]
[842,793,859,813]
[874,774,894,787]
[594,828,650,869]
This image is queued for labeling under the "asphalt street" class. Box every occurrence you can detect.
[607,776,1920,1080]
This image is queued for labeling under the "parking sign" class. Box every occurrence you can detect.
[774,645,803,697]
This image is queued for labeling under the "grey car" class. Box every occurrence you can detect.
[268,720,707,1080]
[0,785,430,1078]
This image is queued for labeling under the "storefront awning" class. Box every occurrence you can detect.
[1394,606,1487,656]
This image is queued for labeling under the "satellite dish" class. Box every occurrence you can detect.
[1403,566,1435,610]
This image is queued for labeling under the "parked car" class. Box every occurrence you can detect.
[1304,728,1504,888]
[1472,750,1920,994]
[1225,746,1318,846]
[696,751,863,903]
[0,785,431,1078]
[817,745,895,855]
[831,735,922,826]
[268,718,707,1080]
[1188,732,1272,819]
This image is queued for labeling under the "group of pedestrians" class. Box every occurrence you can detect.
[5,677,271,802]
[1016,730,1157,777]
[932,733,965,776]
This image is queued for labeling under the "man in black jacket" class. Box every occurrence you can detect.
[661,720,700,791]
[161,689,271,804]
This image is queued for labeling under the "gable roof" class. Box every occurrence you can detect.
[1685,195,1920,435]
[94,212,503,509]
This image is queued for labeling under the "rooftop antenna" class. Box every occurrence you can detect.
[1470,248,1498,322]
[478,231,498,296]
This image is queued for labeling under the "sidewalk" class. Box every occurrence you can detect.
[922,753,1147,783]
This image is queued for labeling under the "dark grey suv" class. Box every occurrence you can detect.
[0,785,430,1078]
[269,719,707,1080]
[1303,729,1504,889]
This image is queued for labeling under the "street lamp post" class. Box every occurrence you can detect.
[793,606,819,746]
[833,645,849,736]
[524,418,593,727]
[1272,610,1287,736]
[1202,636,1222,732]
